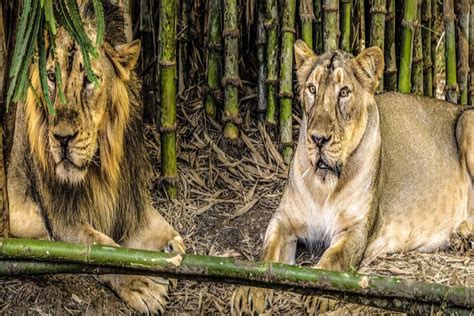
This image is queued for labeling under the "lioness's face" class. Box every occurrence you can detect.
[294,40,384,179]
[40,26,140,184]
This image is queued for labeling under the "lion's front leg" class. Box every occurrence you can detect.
[232,216,298,315]
[304,226,368,315]
[103,206,185,314]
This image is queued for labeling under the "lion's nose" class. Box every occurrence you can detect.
[53,130,78,147]
[311,133,331,147]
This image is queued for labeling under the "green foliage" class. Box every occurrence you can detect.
[6,0,105,113]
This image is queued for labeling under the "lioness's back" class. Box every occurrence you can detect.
[367,92,470,257]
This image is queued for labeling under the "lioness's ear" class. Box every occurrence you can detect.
[294,39,316,70]
[105,39,141,81]
[352,46,384,92]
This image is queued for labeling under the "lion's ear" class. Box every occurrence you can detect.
[105,40,141,81]
[352,46,384,92]
[294,39,316,70]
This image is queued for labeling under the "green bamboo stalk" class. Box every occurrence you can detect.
[299,0,314,49]
[265,0,278,126]
[323,0,339,51]
[313,0,323,54]
[223,0,240,140]
[444,0,457,103]
[384,0,397,91]
[398,0,418,93]
[340,0,351,52]
[421,0,432,97]
[369,0,386,91]
[159,0,178,198]
[456,0,470,105]
[411,0,423,95]
[0,239,472,314]
[256,1,267,116]
[353,0,366,54]
[470,4,474,105]
[279,0,296,164]
[205,0,222,118]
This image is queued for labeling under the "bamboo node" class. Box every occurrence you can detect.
[222,77,243,88]
[278,91,294,99]
[401,19,419,29]
[264,21,277,30]
[300,14,315,23]
[159,60,176,68]
[443,13,455,23]
[161,176,178,186]
[222,28,240,38]
[369,7,387,14]
[159,124,178,133]
[322,4,338,12]
[203,86,223,103]
[207,43,222,52]
[281,27,296,35]
[445,84,459,93]
[222,114,243,125]
[265,79,278,86]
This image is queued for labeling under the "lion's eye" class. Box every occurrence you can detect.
[308,85,316,94]
[47,71,56,83]
[339,87,351,98]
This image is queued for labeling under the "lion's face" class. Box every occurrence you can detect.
[294,40,384,180]
[27,25,140,184]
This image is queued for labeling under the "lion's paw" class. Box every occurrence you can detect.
[303,295,336,315]
[103,275,170,314]
[231,286,273,315]
[164,235,186,254]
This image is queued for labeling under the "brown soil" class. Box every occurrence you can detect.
[1,95,473,315]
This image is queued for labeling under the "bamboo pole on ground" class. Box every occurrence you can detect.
[340,0,351,52]
[313,0,323,54]
[470,4,474,105]
[299,0,314,49]
[323,0,339,51]
[444,0,457,103]
[223,0,241,140]
[265,0,278,126]
[256,1,267,116]
[159,0,178,198]
[456,0,470,105]
[0,238,472,314]
[384,0,397,91]
[398,0,418,94]
[421,0,433,97]
[369,0,386,91]
[279,0,296,164]
[411,0,423,95]
[205,0,222,118]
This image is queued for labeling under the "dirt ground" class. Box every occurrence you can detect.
[0,94,473,315]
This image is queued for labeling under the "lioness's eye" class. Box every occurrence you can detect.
[47,71,56,83]
[339,86,351,98]
[308,85,316,94]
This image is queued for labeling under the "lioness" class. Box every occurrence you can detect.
[7,2,184,313]
[232,40,473,314]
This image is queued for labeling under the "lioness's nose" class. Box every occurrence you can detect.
[311,133,331,147]
[53,130,78,147]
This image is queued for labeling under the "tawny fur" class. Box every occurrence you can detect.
[7,2,184,314]
[232,40,473,315]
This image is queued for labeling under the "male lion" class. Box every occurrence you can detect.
[7,2,184,313]
[232,40,473,314]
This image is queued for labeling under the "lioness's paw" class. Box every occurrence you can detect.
[106,275,170,314]
[450,221,473,254]
[303,295,336,315]
[231,286,273,315]
[164,235,186,254]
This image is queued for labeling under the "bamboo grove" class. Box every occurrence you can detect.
[2,0,474,197]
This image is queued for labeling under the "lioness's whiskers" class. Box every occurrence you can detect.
[300,167,311,179]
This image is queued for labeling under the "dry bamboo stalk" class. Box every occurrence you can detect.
[444,0,458,103]
[470,4,474,105]
[279,0,296,164]
[370,0,386,91]
[323,0,339,51]
[256,0,267,115]
[384,0,397,91]
[313,0,323,54]
[421,0,433,97]
[223,0,241,139]
[411,0,423,95]
[456,0,470,105]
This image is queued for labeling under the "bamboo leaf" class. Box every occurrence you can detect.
[38,19,55,115]
[91,0,104,46]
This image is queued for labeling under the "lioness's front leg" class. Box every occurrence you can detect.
[304,225,368,314]
[232,216,297,315]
